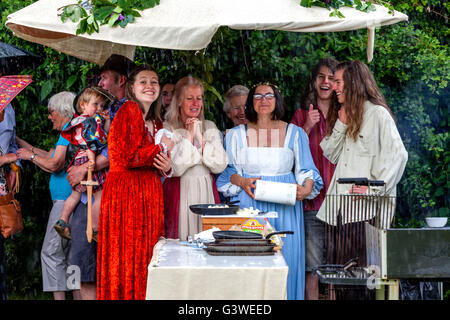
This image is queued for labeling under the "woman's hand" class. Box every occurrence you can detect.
[153,152,171,173]
[295,179,314,201]
[16,148,31,160]
[194,120,203,144]
[0,153,18,167]
[185,118,202,144]
[231,174,260,199]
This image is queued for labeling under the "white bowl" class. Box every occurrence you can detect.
[425,217,448,228]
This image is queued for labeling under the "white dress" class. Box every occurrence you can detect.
[164,120,228,240]
[216,123,323,300]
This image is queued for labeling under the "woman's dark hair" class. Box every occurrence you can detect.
[245,80,285,123]
[299,58,340,136]
[126,64,162,122]
[300,58,339,110]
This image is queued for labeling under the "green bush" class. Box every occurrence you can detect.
[0,0,448,298]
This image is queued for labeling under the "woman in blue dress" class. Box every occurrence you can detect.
[217,81,323,300]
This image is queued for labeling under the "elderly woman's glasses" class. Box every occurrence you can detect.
[253,93,275,100]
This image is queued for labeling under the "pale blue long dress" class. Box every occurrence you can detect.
[216,123,323,300]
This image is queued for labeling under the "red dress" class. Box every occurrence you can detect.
[97,101,164,300]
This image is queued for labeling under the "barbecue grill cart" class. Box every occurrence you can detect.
[316,178,450,300]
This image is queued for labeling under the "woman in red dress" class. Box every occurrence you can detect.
[97,64,172,300]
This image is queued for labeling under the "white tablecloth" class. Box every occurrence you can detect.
[146,239,288,300]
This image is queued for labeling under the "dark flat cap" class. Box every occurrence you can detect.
[100,54,136,78]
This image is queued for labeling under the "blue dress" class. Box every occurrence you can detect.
[216,124,323,300]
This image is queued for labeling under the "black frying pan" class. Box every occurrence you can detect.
[204,242,276,253]
[189,203,239,216]
[213,230,294,241]
[212,230,294,247]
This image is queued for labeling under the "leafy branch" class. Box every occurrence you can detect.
[58,0,160,35]
[299,0,395,18]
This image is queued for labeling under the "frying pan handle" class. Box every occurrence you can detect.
[225,200,240,205]
[265,231,294,239]
[337,178,385,186]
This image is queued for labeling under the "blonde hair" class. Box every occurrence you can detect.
[165,76,206,130]
[76,87,112,114]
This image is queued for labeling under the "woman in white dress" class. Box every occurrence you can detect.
[163,76,228,240]
[216,81,323,300]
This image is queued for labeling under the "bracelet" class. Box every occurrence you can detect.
[31,146,35,154]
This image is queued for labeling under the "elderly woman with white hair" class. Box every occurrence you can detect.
[223,85,249,128]
[16,91,81,300]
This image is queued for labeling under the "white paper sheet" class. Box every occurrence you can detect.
[254,180,297,206]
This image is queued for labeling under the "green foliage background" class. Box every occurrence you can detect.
[0,0,448,298]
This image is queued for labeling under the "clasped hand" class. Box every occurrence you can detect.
[153,151,171,173]
[185,118,205,148]
[16,148,31,160]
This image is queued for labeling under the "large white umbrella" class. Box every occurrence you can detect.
[6,0,408,65]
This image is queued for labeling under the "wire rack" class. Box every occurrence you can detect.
[322,178,396,267]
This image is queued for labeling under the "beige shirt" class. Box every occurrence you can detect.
[317,101,408,226]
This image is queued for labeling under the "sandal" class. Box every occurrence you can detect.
[54,219,71,240]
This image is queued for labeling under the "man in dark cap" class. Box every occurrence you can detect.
[98,54,135,122]
[65,54,135,299]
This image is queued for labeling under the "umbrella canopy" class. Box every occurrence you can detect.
[0,41,41,75]
[6,0,408,65]
[0,75,33,112]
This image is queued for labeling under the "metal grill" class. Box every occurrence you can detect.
[323,178,396,266]
[315,178,397,300]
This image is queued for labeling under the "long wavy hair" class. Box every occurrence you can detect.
[299,58,340,136]
[337,60,393,141]
[125,64,162,123]
[164,75,206,130]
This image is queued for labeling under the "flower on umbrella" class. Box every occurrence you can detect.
[59,0,161,35]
